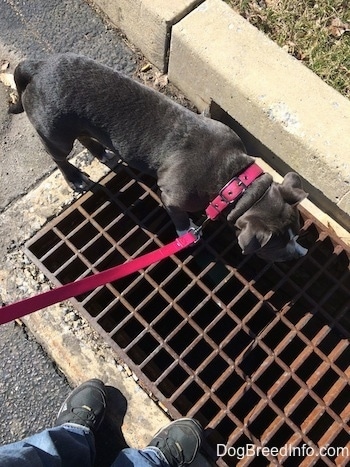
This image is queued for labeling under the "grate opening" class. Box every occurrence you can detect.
[173,382,205,413]
[25,163,350,466]
[158,366,190,397]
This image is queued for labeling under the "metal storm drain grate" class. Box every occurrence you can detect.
[25,162,350,466]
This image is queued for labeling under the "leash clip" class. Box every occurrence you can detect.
[188,225,203,243]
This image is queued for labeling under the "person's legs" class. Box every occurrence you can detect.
[111,447,169,467]
[111,418,203,467]
[0,379,106,467]
[0,425,94,467]
[0,380,203,467]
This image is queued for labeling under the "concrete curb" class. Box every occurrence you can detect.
[91,0,350,231]
[91,0,204,71]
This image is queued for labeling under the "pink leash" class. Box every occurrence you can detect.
[0,163,264,325]
[0,230,198,325]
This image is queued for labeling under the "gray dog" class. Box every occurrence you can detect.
[9,53,308,262]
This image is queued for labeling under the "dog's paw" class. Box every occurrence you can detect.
[176,220,202,238]
[98,150,116,163]
[67,173,92,193]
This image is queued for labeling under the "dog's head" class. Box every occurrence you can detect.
[233,172,308,262]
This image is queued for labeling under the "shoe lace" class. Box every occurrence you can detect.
[71,405,96,425]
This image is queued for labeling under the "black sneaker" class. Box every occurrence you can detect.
[148,418,203,466]
[55,379,106,433]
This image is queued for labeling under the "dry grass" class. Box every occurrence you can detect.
[225,0,350,98]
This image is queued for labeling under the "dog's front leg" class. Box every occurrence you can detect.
[167,206,198,237]
[158,167,201,237]
[161,197,200,237]
[176,218,202,238]
[54,159,92,192]
[38,135,92,192]
[159,191,190,236]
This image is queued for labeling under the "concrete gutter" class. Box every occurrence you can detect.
[91,0,350,232]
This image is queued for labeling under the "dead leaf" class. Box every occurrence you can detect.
[0,72,16,89]
[282,41,307,61]
[141,63,152,73]
[154,72,168,90]
[328,17,350,38]
[1,60,10,71]
[10,90,18,104]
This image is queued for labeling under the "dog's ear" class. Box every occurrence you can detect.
[279,172,308,205]
[235,217,272,255]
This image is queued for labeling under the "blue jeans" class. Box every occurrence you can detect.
[0,424,169,467]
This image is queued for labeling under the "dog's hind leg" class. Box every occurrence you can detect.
[78,136,115,163]
[77,136,105,159]
[39,135,91,192]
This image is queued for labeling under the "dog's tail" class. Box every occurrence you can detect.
[8,59,43,114]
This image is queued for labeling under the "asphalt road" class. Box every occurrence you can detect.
[0,0,138,461]
[0,0,137,211]
[0,321,71,443]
